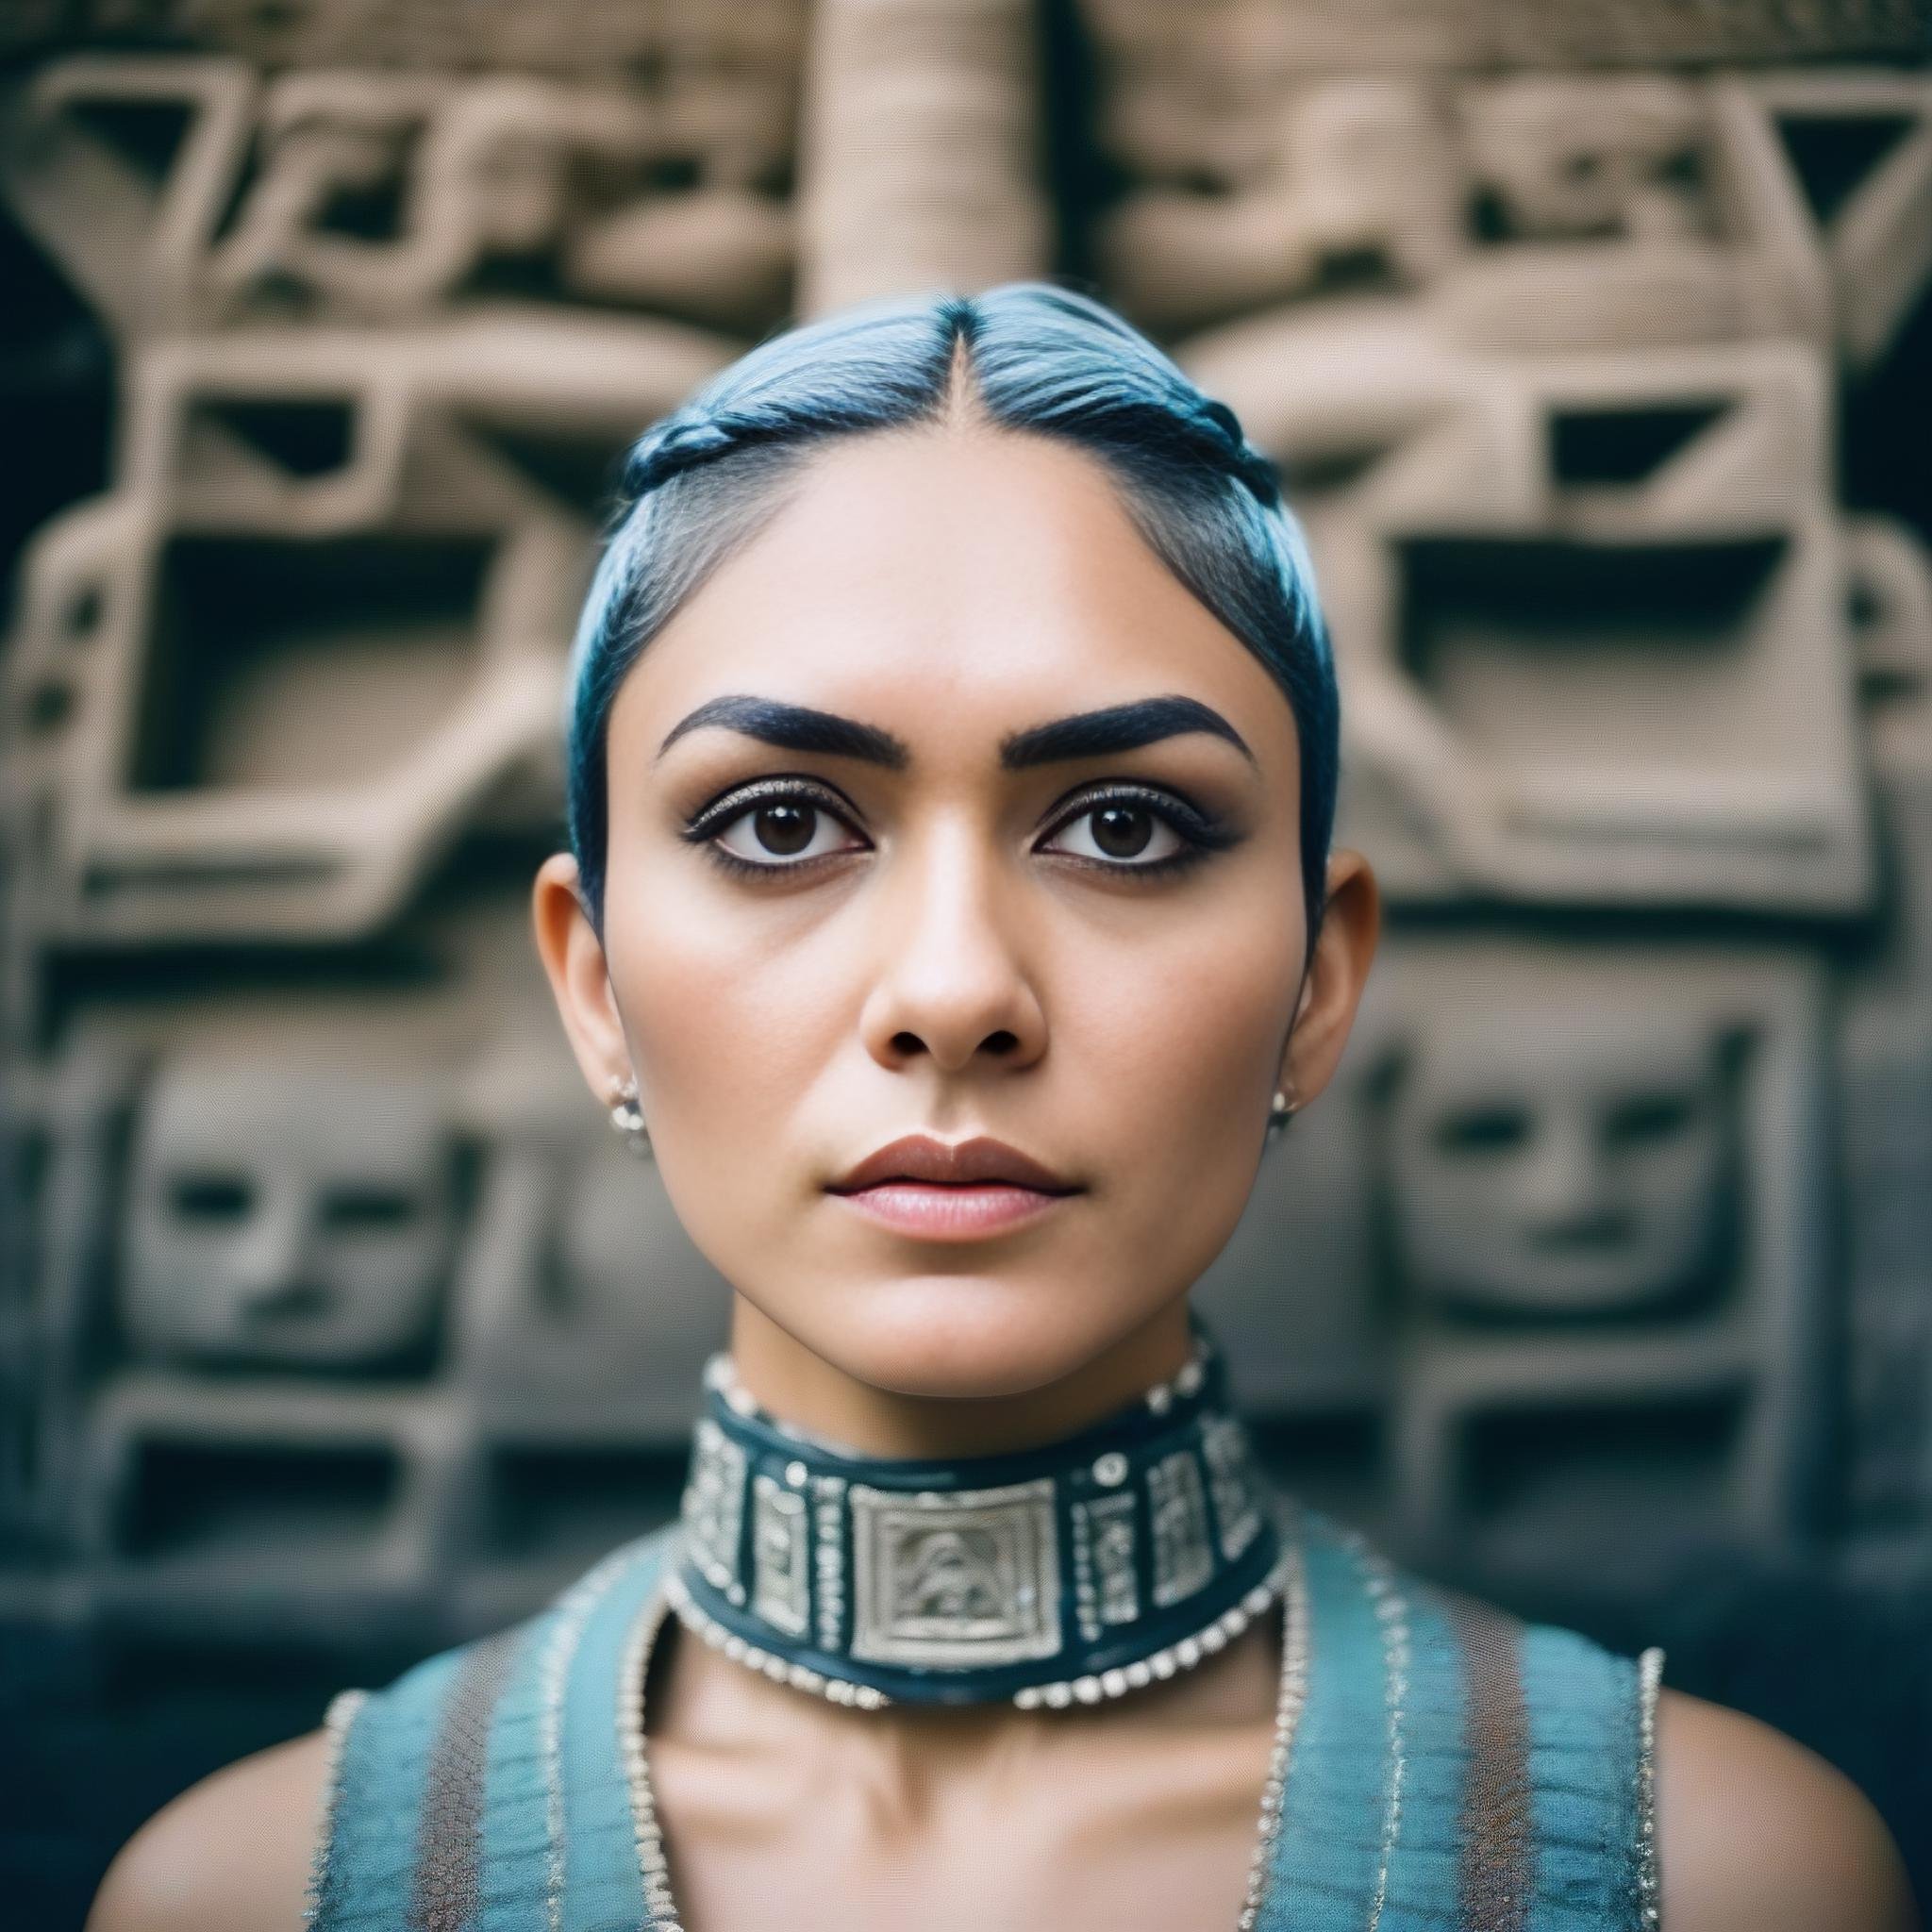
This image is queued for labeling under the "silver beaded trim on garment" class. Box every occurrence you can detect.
[622,1533,1315,1932]
[541,1540,648,1932]
[1236,1533,1313,1932]
[1353,1531,1413,1932]
[620,1580,687,1932]
[1634,1643,1666,1928]
[300,1687,368,1926]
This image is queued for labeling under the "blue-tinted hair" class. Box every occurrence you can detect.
[564,281,1341,959]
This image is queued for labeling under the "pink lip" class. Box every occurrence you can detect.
[827,1134,1081,1241]
[833,1182,1072,1238]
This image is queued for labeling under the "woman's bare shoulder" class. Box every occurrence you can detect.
[85,1724,335,1932]
[1654,1685,1920,1932]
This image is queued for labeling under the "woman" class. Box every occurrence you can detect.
[89,285,1915,1932]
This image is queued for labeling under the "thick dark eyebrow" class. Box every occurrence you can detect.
[1000,695,1255,770]
[657,694,909,769]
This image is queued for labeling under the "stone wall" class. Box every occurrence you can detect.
[3,0,1928,1690]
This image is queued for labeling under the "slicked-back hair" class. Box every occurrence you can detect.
[564,281,1341,960]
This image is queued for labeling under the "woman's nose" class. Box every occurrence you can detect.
[857,826,1047,1075]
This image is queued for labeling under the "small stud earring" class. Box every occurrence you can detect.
[608,1073,652,1158]
[1267,1086,1297,1139]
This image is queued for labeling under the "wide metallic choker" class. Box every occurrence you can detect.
[664,1316,1291,1708]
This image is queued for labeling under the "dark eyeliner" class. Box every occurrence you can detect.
[680,774,870,879]
[1036,781,1242,877]
[680,774,863,843]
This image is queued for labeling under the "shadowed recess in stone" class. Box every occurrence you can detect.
[129,534,492,791]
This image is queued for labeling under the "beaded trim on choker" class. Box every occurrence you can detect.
[667,1315,1290,1707]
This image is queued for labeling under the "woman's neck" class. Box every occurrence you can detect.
[724,1296,1198,1460]
[648,1576,1288,1763]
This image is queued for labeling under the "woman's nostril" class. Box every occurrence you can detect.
[885,1026,1023,1060]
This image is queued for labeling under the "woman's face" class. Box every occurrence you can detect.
[535,427,1378,1422]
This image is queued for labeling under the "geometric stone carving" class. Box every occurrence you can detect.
[0,58,256,335]
[1096,76,1464,336]
[79,1369,480,1644]
[207,71,798,331]
[1746,71,1932,378]
[2,52,804,337]
[1291,342,1872,914]
[4,2,1931,1686]
[1098,65,1847,352]
[1836,518,1932,1548]
[4,327,724,943]
[1460,76,1712,242]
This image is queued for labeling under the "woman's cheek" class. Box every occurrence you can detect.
[616,877,858,1190]
[1062,906,1298,1197]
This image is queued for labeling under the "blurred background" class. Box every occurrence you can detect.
[3,0,1931,1921]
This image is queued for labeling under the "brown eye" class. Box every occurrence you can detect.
[711,793,863,867]
[754,803,812,855]
[1094,806,1153,857]
[1042,800,1185,867]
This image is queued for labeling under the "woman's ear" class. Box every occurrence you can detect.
[530,851,634,1108]
[1276,848,1381,1113]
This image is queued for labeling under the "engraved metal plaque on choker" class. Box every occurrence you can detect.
[664,1315,1291,1708]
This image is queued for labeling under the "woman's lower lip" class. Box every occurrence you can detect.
[830,1183,1074,1238]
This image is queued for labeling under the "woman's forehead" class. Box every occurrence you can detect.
[607,429,1299,765]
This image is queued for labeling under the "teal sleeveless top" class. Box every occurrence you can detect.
[304,1504,1665,1932]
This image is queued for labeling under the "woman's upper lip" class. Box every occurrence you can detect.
[829,1134,1080,1195]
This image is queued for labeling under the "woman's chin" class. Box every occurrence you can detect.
[772,1276,1152,1403]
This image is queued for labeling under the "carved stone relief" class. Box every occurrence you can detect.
[1,1,1927,1650]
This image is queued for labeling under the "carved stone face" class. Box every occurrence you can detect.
[1390,1012,1735,1316]
[121,1060,456,1368]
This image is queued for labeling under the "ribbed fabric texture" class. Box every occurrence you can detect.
[307,1508,1657,1932]
[308,1535,673,1932]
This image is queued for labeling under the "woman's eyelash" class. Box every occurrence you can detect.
[680,778,1237,880]
[1036,785,1239,874]
[681,777,868,877]
[682,777,861,843]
